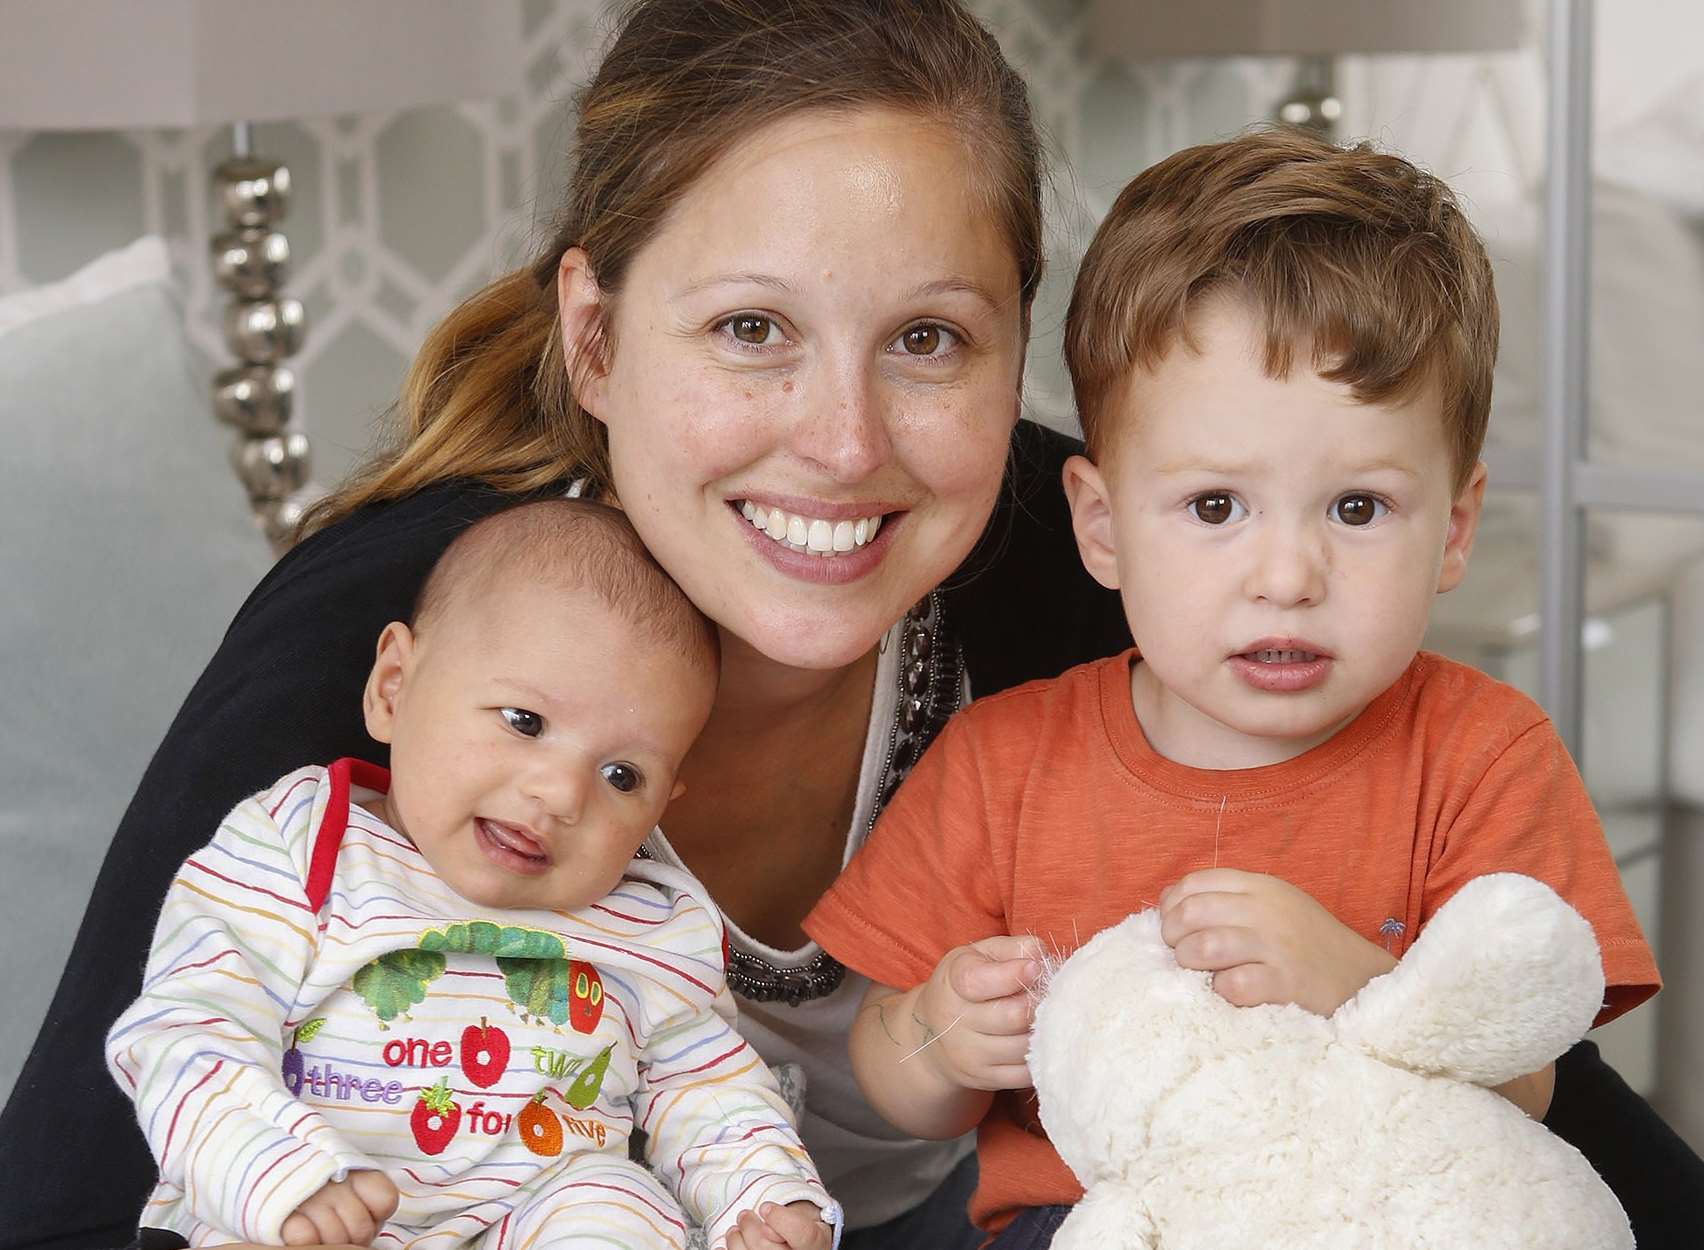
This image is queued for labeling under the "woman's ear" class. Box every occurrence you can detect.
[1437,460,1489,594]
[557,246,611,420]
[363,622,415,745]
[1062,454,1122,591]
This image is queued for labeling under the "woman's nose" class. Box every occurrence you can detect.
[791,361,894,482]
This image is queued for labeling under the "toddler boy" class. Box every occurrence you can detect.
[109,499,839,1250]
[805,128,1658,1242]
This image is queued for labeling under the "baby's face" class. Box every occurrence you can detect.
[1068,295,1485,769]
[363,578,714,911]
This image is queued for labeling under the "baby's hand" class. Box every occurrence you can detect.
[280,1170,398,1246]
[1159,868,1397,1016]
[723,1201,832,1250]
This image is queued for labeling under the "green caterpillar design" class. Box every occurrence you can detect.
[351,950,447,1027]
[419,921,576,1028]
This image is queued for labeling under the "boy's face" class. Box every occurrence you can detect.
[362,577,714,911]
[1065,296,1486,770]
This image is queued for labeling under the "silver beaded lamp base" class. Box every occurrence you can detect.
[211,135,322,553]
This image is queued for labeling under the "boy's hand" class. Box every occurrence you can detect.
[723,1201,833,1250]
[1159,869,1397,1016]
[280,1170,398,1246]
[910,935,1044,1091]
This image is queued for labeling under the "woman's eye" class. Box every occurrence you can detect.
[720,314,780,347]
[600,762,643,794]
[890,323,957,358]
[500,707,543,738]
[1334,494,1388,527]
[1189,493,1245,525]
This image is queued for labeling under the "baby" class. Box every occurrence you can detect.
[109,499,839,1250]
[807,128,1659,1243]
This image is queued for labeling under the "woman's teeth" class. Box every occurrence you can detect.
[738,500,884,555]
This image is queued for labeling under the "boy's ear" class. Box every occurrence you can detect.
[1437,460,1489,594]
[1062,454,1122,591]
[557,246,610,420]
[363,622,415,745]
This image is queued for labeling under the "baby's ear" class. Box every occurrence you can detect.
[1061,454,1121,591]
[363,622,415,745]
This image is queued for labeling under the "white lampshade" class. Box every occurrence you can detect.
[1090,0,1523,58]
[0,0,525,130]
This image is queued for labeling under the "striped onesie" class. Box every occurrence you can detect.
[107,759,840,1250]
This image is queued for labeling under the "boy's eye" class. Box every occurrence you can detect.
[1189,493,1245,525]
[600,762,643,794]
[500,707,543,738]
[1333,494,1388,526]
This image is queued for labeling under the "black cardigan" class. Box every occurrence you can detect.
[2,421,1697,1247]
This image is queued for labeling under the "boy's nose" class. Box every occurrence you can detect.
[1244,524,1328,607]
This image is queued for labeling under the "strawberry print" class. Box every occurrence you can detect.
[411,1077,462,1155]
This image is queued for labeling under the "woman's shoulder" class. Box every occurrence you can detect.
[943,419,1131,697]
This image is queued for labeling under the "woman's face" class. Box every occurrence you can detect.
[565,107,1027,671]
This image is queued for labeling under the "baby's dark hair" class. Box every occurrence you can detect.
[412,499,719,676]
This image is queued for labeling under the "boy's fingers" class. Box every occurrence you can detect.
[1171,925,1260,972]
[279,1214,316,1247]
[960,989,1033,1037]
[1159,890,1249,945]
[968,935,1046,964]
[1159,867,1258,910]
[950,951,1041,1004]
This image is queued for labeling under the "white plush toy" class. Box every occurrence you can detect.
[1028,873,1633,1250]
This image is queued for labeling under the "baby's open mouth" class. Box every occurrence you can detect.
[477,818,547,862]
[735,500,887,556]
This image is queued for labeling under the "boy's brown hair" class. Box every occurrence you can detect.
[1065,127,1498,490]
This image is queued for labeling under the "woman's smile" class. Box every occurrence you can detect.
[570,106,1025,670]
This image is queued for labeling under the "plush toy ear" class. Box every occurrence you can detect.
[1331,874,1603,1086]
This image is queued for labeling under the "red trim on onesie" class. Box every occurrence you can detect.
[304,758,391,913]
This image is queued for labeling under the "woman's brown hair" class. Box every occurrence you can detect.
[302,0,1044,537]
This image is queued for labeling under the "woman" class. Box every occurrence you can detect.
[3,2,1698,1248]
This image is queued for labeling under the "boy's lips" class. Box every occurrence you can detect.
[1228,638,1333,693]
[475,818,551,875]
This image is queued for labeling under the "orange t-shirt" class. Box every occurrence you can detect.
[803,649,1659,1236]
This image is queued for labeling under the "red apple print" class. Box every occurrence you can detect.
[410,1077,462,1155]
[460,1017,510,1088]
[568,961,605,1034]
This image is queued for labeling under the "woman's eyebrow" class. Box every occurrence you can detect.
[907,276,1001,307]
[672,271,795,298]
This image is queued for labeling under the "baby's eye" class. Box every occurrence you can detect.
[1333,494,1389,527]
[888,322,959,358]
[600,762,643,794]
[717,314,783,347]
[500,707,543,738]
[1189,492,1247,525]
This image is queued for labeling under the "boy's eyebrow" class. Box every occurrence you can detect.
[1149,456,1422,480]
